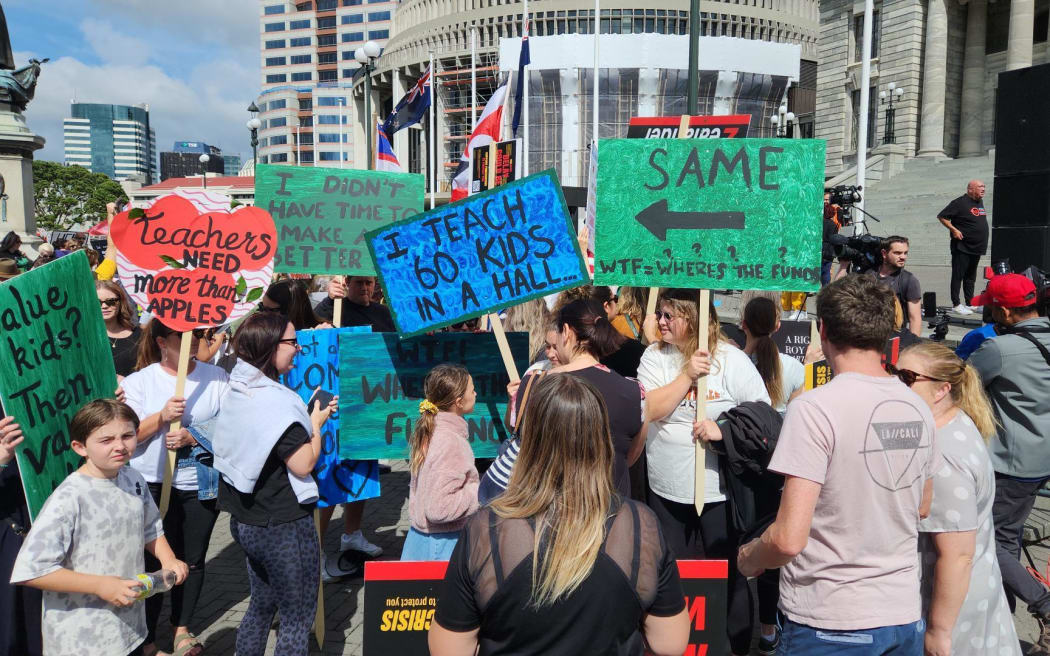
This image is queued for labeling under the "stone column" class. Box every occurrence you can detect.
[1007,0,1035,70]
[959,0,987,156]
[391,70,411,170]
[918,0,948,157]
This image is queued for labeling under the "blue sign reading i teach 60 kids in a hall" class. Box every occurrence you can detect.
[366,169,588,337]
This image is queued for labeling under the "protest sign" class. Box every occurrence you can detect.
[367,169,587,337]
[593,139,824,292]
[627,114,752,139]
[0,252,118,519]
[254,163,424,276]
[805,335,902,390]
[470,138,521,194]
[775,320,812,363]
[111,189,277,332]
[283,327,380,507]
[338,332,529,460]
[361,559,728,656]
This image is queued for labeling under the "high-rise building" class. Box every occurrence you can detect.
[63,102,157,183]
[255,0,398,168]
[159,141,225,181]
[223,154,243,176]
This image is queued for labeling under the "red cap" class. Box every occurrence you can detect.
[971,273,1037,308]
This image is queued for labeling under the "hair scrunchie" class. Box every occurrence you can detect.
[419,399,438,415]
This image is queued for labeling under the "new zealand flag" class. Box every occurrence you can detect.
[381,65,431,136]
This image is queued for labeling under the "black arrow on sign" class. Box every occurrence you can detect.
[635,199,746,241]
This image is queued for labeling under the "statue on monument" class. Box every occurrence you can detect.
[0,4,46,112]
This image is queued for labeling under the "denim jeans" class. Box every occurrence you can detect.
[778,618,925,655]
[400,527,459,561]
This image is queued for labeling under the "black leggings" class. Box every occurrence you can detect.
[144,484,220,642]
[648,492,753,655]
[950,244,981,307]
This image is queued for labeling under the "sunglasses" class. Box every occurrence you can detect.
[885,363,944,387]
[99,298,120,308]
[278,338,302,351]
[655,310,677,322]
[257,303,281,313]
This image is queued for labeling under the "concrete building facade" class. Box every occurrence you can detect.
[63,102,157,183]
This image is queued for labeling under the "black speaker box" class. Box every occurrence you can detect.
[990,225,1050,272]
[995,63,1050,176]
[992,172,1050,227]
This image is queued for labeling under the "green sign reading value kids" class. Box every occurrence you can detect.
[593,138,825,291]
[0,251,118,520]
[255,163,424,276]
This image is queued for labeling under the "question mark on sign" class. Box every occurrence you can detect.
[778,246,788,260]
[65,306,83,348]
[727,245,738,261]
[663,248,673,260]
[691,243,702,256]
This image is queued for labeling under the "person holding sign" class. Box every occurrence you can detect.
[636,288,769,656]
[123,319,229,656]
[741,297,805,413]
[402,364,480,561]
[211,312,337,656]
[96,280,142,378]
[429,375,689,656]
[11,400,188,656]
[0,416,42,656]
[317,276,395,332]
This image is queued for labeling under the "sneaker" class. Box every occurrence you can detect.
[321,550,363,583]
[757,627,781,656]
[340,530,383,557]
[953,304,974,315]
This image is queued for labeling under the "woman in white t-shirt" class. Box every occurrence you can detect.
[636,288,769,656]
[741,296,805,414]
[123,318,230,656]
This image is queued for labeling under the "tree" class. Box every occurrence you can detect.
[32,161,125,231]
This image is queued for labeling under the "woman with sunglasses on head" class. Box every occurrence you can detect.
[122,319,230,656]
[894,342,1020,656]
[96,280,142,378]
[210,312,337,656]
[260,279,321,330]
[637,288,770,656]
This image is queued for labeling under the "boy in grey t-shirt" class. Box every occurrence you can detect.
[10,400,187,656]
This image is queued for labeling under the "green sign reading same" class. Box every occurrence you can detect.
[0,251,118,520]
[593,138,825,291]
[254,163,424,276]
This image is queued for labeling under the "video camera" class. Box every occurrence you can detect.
[827,185,863,226]
[829,233,884,273]
[927,311,951,342]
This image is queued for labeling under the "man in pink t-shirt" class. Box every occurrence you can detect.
[738,274,937,655]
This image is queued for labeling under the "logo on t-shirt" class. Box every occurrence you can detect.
[970,207,986,217]
[859,400,931,492]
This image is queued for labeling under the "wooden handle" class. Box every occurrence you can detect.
[333,298,343,328]
[489,313,520,383]
[694,289,710,516]
[159,331,194,517]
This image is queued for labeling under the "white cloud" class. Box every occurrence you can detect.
[79,17,152,64]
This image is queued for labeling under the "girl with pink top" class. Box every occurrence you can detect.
[402,365,480,561]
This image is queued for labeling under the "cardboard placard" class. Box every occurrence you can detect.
[337,332,529,460]
[111,189,277,331]
[470,139,521,194]
[367,169,588,337]
[593,139,824,291]
[282,327,380,508]
[775,320,812,363]
[362,559,728,655]
[254,163,425,276]
[0,252,118,519]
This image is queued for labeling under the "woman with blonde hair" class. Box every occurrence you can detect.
[613,286,647,340]
[894,341,1019,656]
[429,374,689,656]
[402,364,479,561]
[637,287,769,656]
[502,298,551,363]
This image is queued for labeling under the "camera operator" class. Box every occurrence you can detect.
[968,274,1050,650]
[866,236,922,337]
[821,192,840,286]
[937,180,988,315]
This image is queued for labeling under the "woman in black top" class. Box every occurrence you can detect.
[0,417,42,656]
[211,312,336,656]
[430,374,688,656]
[590,285,647,377]
[96,280,141,377]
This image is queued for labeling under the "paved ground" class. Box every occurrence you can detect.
[156,465,1050,655]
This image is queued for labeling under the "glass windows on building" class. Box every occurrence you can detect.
[290,19,311,30]
[290,36,311,46]
[342,13,364,24]
[317,96,341,106]
[318,34,337,46]
[368,11,391,21]
[290,54,312,64]
[318,52,337,64]
[343,50,356,60]
[299,98,313,111]
[270,135,288,146]
[319,70,337,82]
[852,10,880,61]
[368,29,389,39]
[265,39,286,49]
[270,153,289,163]
[317,114,344,125]
[265,56,286,67]
[266,73,287,83]
[269,117,288,128]
[343,32,364,42]
[264,22,286,32]
[269,99,287,110]
[300,116,314,127]
[317,0,339,9]
[343,68,357,78]
[318,132,341,142]
[319,152,343,161]
[299,151,314,163]
[343,0,362,5]
[317,16,337,29]
[264,4,284,15]
[291,71,312,81]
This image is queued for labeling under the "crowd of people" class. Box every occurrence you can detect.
[1,175,1049,656]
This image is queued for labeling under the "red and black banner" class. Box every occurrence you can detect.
[363,559,728,655]
[627,115,752,139]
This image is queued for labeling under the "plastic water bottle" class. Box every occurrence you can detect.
[131,569,176,600]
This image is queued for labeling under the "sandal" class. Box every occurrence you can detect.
[173,633,203,656]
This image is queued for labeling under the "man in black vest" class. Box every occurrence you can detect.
[937,179,988,315]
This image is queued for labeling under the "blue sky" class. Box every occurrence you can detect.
[5,0,261,167]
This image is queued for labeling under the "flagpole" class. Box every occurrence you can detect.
[523,1,530,176]
[593,0,600,145]
[429,54,436,209]
[339,98,345,169]
[471,27,477,128]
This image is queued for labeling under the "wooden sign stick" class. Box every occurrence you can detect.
[159,331,194,517]
[489,312,521,383]
[487,142,498,191]
[694,288,711,516]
